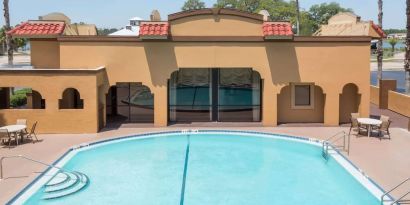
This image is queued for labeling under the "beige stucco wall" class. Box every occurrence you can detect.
[1,14,372,132]
[388,91,410,117]
[57,40,370,126]
[30,39,60,68]
[370,85,379,105]
[0,71,101,133]
[170,15,263,36]
[277,86,325,123]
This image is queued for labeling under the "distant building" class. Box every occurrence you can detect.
[387,33,406,40]
[314,12,385,39]
[38,12,97,36]
[109,17,142,36]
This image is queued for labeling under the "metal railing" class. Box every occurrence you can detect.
[0,155,67,180]
[322,131,350,160]
[381,177,410,205]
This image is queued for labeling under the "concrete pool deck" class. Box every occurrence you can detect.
[0,126,409,204]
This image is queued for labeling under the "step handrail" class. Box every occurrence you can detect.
[381,177,410,205]
[322,131,350,159]
[0,155,68,180]
[390,191,410,205]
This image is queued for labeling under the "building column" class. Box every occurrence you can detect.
[153,86,168,127]
[262,82,278,126]
[324,91,340,126]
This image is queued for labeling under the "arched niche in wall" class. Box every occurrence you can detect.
[59,88,84,109]
[339,83,361,124]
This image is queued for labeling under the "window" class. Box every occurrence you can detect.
[130,20,139,26]
[0,87,45,109]
[291,83,314,109]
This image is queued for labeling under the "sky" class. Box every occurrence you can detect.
[0,0,406,29]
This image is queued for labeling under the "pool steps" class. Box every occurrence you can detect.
[42,171,89,200]
[44,172,70,187]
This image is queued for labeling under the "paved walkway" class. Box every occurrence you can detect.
[370,103,409,129]
[0,126,409,204]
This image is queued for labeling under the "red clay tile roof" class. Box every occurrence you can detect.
[139,22,169,38]
[7,21,65,37]
[370,21,386,38]
[263,22,293,37]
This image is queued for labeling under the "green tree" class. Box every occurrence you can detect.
[214,0,262,13]
[309,2,353,31]
[97,28,119,36]
[388,38,398,53]
[212,0,351,36]
[13,38,27,50]
[384,28,406,35]
[182,0,206,11]
[0,27,27,51]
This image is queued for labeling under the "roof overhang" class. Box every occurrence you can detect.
[56,35,371,43]
[7,20,65,39]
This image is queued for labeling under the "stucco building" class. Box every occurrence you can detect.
[0,9,379,133]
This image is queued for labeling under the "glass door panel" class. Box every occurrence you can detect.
[129,83,154,122]
[218,68,261,122]
[169,68,212,122]
[113,82,154,123]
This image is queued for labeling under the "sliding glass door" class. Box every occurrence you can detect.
[169,69,212,122]
[218,68,261,122]
[168,68,261,123]
[108,82,154,123]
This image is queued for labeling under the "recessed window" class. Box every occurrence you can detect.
[291,83,314,109]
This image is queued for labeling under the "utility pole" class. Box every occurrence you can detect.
[296,0,300,35]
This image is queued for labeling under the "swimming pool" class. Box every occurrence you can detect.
[10,131,388,205]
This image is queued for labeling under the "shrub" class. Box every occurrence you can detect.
[10,94,27,107]
[9,88,31,108]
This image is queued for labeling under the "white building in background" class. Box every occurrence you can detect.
[387,33,406,40]
[109,17,142,36]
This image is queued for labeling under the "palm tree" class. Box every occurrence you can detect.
[377,0,383,83]
[3,0,13,66]
[406,0,410,93]
[388,38,398,53]
[295,0,300,35]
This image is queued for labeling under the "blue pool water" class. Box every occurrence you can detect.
[20,133,380,205]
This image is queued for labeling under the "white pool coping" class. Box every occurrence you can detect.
[9,130,392,205]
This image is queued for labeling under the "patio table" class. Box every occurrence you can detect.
[357,118,382,137]
[0,125,27,144]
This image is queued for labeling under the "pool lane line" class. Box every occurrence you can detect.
[180,134,191,205]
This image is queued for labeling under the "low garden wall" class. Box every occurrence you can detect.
[388,91,410,117]
[370,85,379,105]
[370,85,410,117]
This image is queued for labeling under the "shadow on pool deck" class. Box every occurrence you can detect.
[370,103,409,129]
